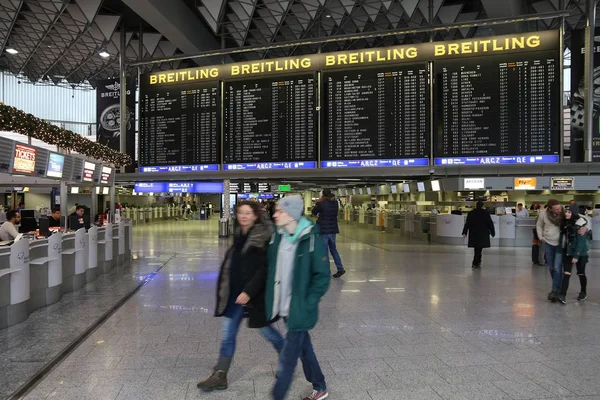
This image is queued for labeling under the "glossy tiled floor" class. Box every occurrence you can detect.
[17,219,600,400]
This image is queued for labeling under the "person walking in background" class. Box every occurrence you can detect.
[536,199,565,302]
[197,201,284,392]
[312,189,345,278]
[557,205,590,304]
[462,201,495,269]
[269,195,331,400]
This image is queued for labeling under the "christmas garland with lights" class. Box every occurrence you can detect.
[0,102,131,166]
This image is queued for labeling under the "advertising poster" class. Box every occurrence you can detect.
[13,144,36,174]
[570,29,600,162]
[46,153,65,178]
[96,79,136,169]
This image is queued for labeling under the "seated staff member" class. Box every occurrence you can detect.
[68,205,90,231]
[0,210,21,241]
[49,207,61,228]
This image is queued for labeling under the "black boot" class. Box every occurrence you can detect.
[197,356,231,392]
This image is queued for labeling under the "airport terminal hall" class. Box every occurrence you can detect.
[4,0,600,399]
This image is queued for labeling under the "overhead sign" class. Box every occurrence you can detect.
[551,177,574,190]
[100,166,112,185]
[514,177,537,190]
[13,144,36,175]
[83,162,96,182]
[252,183,271,193]
[464,178,485,190]
[278,184,291,192]
[46,153,65,178]
[145,32,557,84]
[134,182,224,193]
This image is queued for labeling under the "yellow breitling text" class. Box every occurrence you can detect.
[149,68,219,85]
[230,58,312,76]
[325,47,418,66]
[434,35,542,56]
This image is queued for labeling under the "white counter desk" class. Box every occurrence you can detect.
[0,220,132,329]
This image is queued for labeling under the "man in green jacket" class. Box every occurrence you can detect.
[266,195,331,400]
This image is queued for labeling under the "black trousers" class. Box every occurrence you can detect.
[473,247,483,266]
[560,255,588,295]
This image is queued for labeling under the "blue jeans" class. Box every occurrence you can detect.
[322,234,344,272]
[544,244,563,293]
[273,330,326,400]
[219,304,285,358]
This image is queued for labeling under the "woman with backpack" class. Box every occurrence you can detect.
[197,201,284,392]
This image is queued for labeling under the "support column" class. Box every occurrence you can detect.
[91,190,98,223]
[222,180,231,218]
[60,181,67,229]
[584,0,597,162]
[110,182,116,223]
[119,27,127,158]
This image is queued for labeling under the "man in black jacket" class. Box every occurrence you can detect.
[312,189,345,278]
[462,201,495,269]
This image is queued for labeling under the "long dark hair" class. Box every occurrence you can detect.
[236,201,264,223]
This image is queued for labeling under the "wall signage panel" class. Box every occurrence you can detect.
[514,177,537,190]
[321,65,430,167]
[139,164,219,173]
[464,178,485,190]
[223,75,317,169]
[100,166,112,185]
[550,177,574,190]
[12,144,36,175]
[139,81,220,169]
[134,182,224,193]
[82,162,96,182]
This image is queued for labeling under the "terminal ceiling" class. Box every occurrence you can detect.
[0,0,591,87]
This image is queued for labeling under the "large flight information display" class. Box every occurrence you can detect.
[321,65,430,168]
[434,51,560,166]
[139,82,220,170]
[223,75,317,170]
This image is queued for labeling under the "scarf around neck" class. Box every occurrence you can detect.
[546,208,564,227]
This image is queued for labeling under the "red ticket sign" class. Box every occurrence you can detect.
[13,144,36,174]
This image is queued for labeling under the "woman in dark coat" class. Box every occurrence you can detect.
[462,201,495,269]
[197,201,284,392]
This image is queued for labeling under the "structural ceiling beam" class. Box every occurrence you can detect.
[121,0,227,65]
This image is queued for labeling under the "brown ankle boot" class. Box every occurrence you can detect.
[197,370,228,392]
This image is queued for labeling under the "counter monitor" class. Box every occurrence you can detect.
[46,153,65,178]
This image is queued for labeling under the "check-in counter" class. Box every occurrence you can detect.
[0,221,132,330]
[593,215,600,249]
[432,214,466,245]
[515,217,536,248]
[498,215,516,247]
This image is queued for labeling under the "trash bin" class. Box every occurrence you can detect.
[219,218,229,238]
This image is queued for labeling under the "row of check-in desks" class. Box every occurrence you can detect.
[0,220,133,330]
[342,211,600,248]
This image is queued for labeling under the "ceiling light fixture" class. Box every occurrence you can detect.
[6,48,18,54]
[99,51,110,58]
[325,13,332,18]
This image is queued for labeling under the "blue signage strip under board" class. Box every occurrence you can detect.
[434,155,560,166]
[237,193,275,199]
[320,158,430,168]
[224,161,317,171]
[134,182,224,193]
[139,164,220,173]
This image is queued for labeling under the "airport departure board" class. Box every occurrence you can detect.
[223,75,317,170]
[434,51,560,165]
[321,65,430,168]
[139,82,220,167]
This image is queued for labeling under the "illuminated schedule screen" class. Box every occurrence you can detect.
[321,65,430,168]
[223,75,317,170]
[434,51,560,165]
[139,82,220,168]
